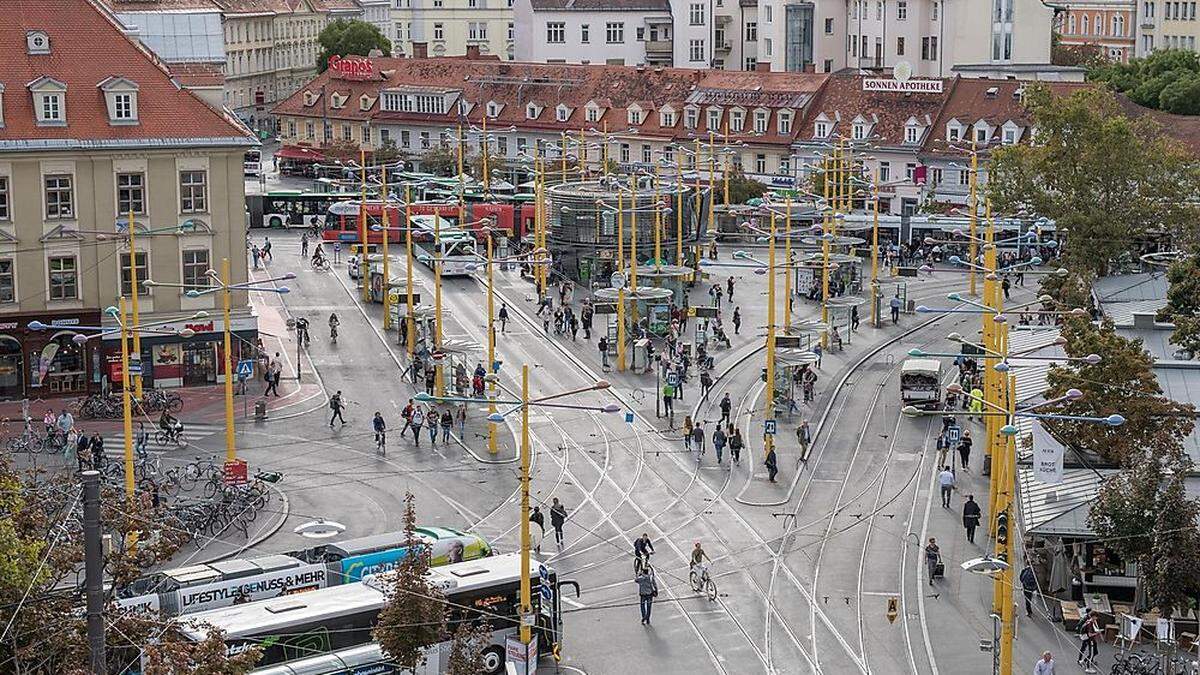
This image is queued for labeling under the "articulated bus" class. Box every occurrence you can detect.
[247,191,362,230]
[321,200,535,245]
[409,214,478,276]
[116,527,490,617]
[185,553,576,675]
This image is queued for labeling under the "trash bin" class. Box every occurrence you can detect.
[255,399,267,420]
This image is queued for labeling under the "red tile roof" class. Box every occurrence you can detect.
[99,0,222,9]
[1114,94,1200,157]
[272,57,826,147]
[168,62,226,88]
[0,0,255,149]
[797,71,948,148]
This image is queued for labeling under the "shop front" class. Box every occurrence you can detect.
[0,310,103,401]
[101,314,258,391]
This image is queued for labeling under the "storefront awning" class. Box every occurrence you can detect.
[276,145,325,162]
[1017,465,1111,537]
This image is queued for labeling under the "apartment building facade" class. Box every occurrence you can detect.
[0,0,257,399]
[390,0,515,61]
[1057,0,1137,61]
[1135,0,1200,54]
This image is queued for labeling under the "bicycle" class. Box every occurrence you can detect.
[154,427,188,448]
[633,550,653,576]
[689,562,717,601]
[311,257,331,272]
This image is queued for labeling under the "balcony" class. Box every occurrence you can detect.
[715,40,732,52]
[646,39,673,53]
[1140,20,1155,28]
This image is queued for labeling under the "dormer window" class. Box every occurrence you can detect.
[526,103,541,119]
[628,106,643,126]
[904,124,920,144]
[753,110,768,134]
[303,90,317,106]
[359,94,372,111]
[973,122,990,144]
[660,109,676,127]
[777,110,792,134]
[814,121,829,138]
[706,107,722,131]
[99,76,139,125]
[1001,123,1020,145]
[330,93,346,109]
[684,107,699,129]
[26,31,50,55]
[556,104,571,122]
[729,109,745,133]
[487,101,501,118]
[458,99,473,116]
[28,77,67,126]
[947,122,962,142]
[585,102,602,123]
[852,122,866,140]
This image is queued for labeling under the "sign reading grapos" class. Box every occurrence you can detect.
[863,78,944,94]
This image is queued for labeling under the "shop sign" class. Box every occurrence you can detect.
[101,316,257,340]
[328,55,375,80]
[0,322,17,331]
[50,318,80,327]
[863,78,943,94]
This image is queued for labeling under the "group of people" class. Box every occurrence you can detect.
[357,397,467,451]
[680,415,747,467]
[248,235,273,270]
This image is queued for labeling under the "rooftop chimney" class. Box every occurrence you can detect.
[411,41,428,59]
[466,44,481,59]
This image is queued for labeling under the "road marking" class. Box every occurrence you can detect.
[860,591,902,596]
[561,596,586,609]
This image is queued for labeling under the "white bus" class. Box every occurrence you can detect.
[410,214,478,277]
[180,553,576,675]
[244,149,263,177]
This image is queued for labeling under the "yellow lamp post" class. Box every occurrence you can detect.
[405,186,416,359]
[381,171,393,331]
[871,168,881,328]
[143,263,293,465]
[359,152,370,302]
[783,199,792,332]
[764,210,777,460]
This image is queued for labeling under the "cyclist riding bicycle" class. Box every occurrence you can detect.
[311,247,328,269]
[159,410,183,442]
[690,542,711,576]
[328,312,340,342]
[295,317,310,347]
[633,533,655,573]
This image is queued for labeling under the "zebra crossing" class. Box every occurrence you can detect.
[99,421,226,457]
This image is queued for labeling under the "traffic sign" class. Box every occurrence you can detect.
[666,371,679,386]
[764,419,777,436]
[886,597,899,624]
[236,360,255,380]
[538,564,553,616]
[947,424,962,445]
[624,412,634,424]
[128,362,143,375]
[431,351,446,363]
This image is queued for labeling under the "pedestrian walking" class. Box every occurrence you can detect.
[1077,611,1100,668]
[373,412,386,453]
[265,353,283,396]
[636,568,658,625]
[719,393,732,426]
[938,465,955,508]
[963,494,982,543]
[890,293,902,324]
[427,406,439,445]
[424,367,436,396]
[924,538,941,585]
[795,420,811,455]
[1002,276,1011,300]
[661,379,675,424]
[1033,651,1056,675]
[683,416,694,452]
[76,432,91,472]
[400,399,414,437]
[936,432,950,468]
[530,506,545,553]
[812,343,823,369]
[598,336,610,368]
[764,445,779,482]
[498,303,509,333]
[969,388,984,420]
[581,305,593,340]
[135,422,149,459]
[549,497,568,548]
[691,422,706,458]
[329,391,347,427]
[410,406,424,447]
[89,433,105,471]
[1020,565,1039,618]
[958,430,973,469]
[713,425,727,463]
[699,370,714,401]
[851,305,860,331]
[262,236,272,261]
[732,307,741,335]
[726,276,735,300]
[440,410,453,444]
[729,426,743,464]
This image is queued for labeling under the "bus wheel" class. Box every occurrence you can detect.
[481,646,505,675]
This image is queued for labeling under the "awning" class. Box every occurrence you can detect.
[1017,465,1111,537]
[276,145,325,161]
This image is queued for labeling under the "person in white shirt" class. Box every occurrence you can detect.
[1033,651,1056,675]
[938,466,955,508]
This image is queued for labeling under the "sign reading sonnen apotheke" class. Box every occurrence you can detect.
[862,78,944,94]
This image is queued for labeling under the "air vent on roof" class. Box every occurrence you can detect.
[985,87,999,98]
[1013,87,1024,99]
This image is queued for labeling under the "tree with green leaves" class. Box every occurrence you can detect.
[317,20,392,73]
[1156,254,1200,356]
[1044,318,1195,466]
[445,619,493,675]
[419,146,457,176]
[0,459,261,673]
[1037,269,1094,314]
[725,170,768,204]
[372,493,446,671]
[1088,49,1200,115]
[987,85,1200,276]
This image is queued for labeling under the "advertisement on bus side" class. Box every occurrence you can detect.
[177,564,327,612]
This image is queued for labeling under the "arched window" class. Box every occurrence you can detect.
[1068,14,1076,34]
[1095,14,1103,34]
[1082,14,1089,34]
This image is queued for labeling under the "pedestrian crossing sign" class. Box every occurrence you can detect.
[236,360,254,380]
[764,419,777,435]
[947,424,962,444]
[624,412,634,424]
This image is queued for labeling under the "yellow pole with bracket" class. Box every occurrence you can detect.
[119,297,135,498]
[381,169,391,331]
[126,207,143,399]
[405,186,415,359]
[487,235,498,454]
[360,152,370,302]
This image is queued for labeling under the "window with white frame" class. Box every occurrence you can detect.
[661,109,676,127]
[556,106,570,122]
[1002,126,1018,144]
[120,252,150,296]
[685,108,699,129]
[547,22,565,42]
[746,22,757,40]
[642,144,652,163]
[707,108,722,130]
[527,103,540,119]
[469,22,487,39]
[112,93,135,122]
[182,249,211,291]
[755,154,766,173]
[38,92,64,124]
[852,122,866,140]
[586,105,601,123]
[305,121,314,139]
[975,126,989,143]
[606,22,624,43]
[179,170,207,213]
[401,130,411,148]
[689,3,706,24]
[619,143,630,163]
[44,175,73,219]
[777,111,792,134]
[117,173,145,215]
[0,177,8,220]
[947,123,961,142]
[420,131,431,149]
[434,23,445,40]
[581,24,589,42]
[879,161,891,182]
[815,121,829,138]
[904,124,920,144]
[342,124,353,141]
[48,256,77,301]
[930,167,942,185]
[689,39,705,61]
[628,107,643,125]
[780,155,791,173]
[0,260,13,303]
[958,169,970,186]
[730,109,745,132]
[905,163,916,181]
[487,101,501,118]
[897,0,907,18]
[753,110,768,134]
[664,146,675,163]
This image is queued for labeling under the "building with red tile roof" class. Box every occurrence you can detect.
[0,0,258,400]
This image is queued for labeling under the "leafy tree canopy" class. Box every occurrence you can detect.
[1089,49,1200,115]
[373,493,446,670]
[1157,254,1200,356]
[987,85,1200,276]
[1045,318,1196,466]
[317,20,392,73]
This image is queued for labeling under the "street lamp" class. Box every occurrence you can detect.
[33,306,206,497]
[144,264,293,465]
[415,371,614,651]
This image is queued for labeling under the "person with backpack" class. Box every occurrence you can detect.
[373,412,386,453]
[713,425,727,464]
[549,497,568,549]
[440,409,453,444]
[410,406,425,447]
[728,426,743,464]
[329,391,347,427]
[719,393,732,426]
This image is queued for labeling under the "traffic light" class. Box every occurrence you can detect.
[995,510,1009,549]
